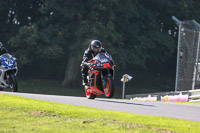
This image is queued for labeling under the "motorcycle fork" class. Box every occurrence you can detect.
[91,70,100,89]
[101,69,111,88]
[92,70,105,92]
[94,71,99,89]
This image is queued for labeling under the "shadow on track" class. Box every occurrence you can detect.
[95,99,156,107]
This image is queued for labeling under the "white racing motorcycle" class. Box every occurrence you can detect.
[0,53,18,92]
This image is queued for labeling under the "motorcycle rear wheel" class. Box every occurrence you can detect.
[9,73,18,92]
[104,76,114,98]
[85,87,96,99]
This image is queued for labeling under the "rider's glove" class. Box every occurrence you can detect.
[82,62,91,67]
[89,63,95,67]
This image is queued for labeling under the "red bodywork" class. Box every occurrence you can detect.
[84,58,115,97]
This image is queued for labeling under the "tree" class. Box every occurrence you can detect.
[5,0,200,90]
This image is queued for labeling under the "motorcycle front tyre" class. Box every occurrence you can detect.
[104,76,114,98]
[9,73,18,92]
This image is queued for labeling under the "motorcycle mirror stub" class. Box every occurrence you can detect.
[121,74,132,82]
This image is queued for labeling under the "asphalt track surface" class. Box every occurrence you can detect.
[1,91,200,122]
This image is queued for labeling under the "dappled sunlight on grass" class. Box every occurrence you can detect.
[0,94,199,133]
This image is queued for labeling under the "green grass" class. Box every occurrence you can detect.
[15,79,170,99]
[13,80,85,97]
[0,94,200,133]
[16,79,122,98]
[3,79,200,104]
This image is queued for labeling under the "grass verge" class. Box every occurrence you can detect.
[4,80,86,97]
[17,79,122,98]
[0,94,200,133]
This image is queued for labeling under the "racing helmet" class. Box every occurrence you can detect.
[90,40,102,53]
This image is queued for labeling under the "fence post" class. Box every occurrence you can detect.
[121,74,132,99]
[122,76,125,99]
[192,32,200,90]
[192,20,200,90]
[172,16,182,92]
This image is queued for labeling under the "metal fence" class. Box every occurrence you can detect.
[172,16,200,91]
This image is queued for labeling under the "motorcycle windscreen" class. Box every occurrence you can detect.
[0,53,12,60]
[93,53,111,63]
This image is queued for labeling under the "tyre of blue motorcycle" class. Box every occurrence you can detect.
[9,73,18,92]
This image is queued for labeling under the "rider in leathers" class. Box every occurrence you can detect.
[81,40,106,86]
[0,42,8,55]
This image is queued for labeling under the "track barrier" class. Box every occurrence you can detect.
[188,89,200,102]
[128,91,189,102]
[161,93,188,102]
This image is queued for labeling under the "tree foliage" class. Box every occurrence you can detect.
[1,0,200,83]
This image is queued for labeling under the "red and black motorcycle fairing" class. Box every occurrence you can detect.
[84,52,115,99]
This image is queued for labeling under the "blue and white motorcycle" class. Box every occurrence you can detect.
[0,53,18,92]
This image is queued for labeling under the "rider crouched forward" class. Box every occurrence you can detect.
[0,42,8,55]
[81,40,106,86]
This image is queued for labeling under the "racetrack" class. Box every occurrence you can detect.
[0,91,200,122]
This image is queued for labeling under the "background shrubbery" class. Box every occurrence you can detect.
[1,0,200,93]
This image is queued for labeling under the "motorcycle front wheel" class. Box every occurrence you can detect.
[104,76,114,98]
[8,73,18,92]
